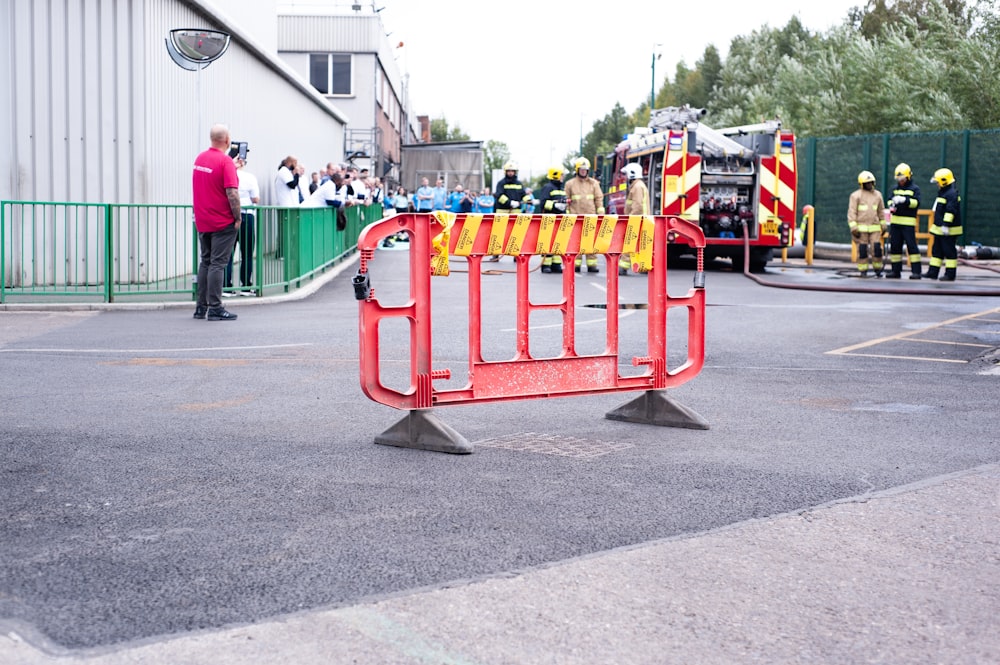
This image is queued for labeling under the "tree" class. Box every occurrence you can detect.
[697,45,723,107]
[483,139,510,189]
[429,116,470,142]
[852,0,973,38]
[580,103,632,163]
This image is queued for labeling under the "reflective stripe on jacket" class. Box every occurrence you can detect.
[565,176,604,214]
[624,180,649,216]
[847,187,886,233]
[889,181,920,227]
[930,183,962,236]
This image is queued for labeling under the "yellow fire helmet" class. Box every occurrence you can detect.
[894,163,912,179]
[547,166,565,181]
[502,161,518,173]
[574,157,591,174]
[931,168,955,187]
[857,170,876,185]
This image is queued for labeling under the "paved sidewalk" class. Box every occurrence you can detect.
[4,464,997,665]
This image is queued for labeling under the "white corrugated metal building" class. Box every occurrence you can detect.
[0,0,352,205]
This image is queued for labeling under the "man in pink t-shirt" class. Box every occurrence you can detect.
[192,124,241,321]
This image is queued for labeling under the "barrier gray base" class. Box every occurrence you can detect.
[605,390,710,430]
[374,409,473,454]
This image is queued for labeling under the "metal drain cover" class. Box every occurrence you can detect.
[476,432,634,458]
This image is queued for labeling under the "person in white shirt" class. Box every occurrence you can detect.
[225,155,259,295]
[273,156,303,206]
[303,172,352,209]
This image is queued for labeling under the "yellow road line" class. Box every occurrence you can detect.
[827,306,1000,356]
[901,338,994,348]
[836,353,969,364]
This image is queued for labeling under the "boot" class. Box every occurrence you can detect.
[939,268,957,282]
[885,262,902,279]
[922,266,940,280]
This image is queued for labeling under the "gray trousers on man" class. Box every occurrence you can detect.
[196,223,239,309]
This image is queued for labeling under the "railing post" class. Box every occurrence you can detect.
[104,204,114,303]
[1,202,6,304]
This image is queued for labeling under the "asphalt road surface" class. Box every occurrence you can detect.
[1,251,998,660]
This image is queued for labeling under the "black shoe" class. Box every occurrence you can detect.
[939,274,956,282]
[909,273,921,280]
[574,265,581,273]
[541,265,552,273]
[885,272,901,279]
[587,265,599,273]
[551,264,562,273]
[193,306,207,320]
[207,307,238,321]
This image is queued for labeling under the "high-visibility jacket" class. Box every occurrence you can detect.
[847,187,885,234]
[930,183,962,236]
[537,178,567,214]
[565,175,604,215]
[493,175,530,212]
[888,180,921,227]
[623,179,649,216]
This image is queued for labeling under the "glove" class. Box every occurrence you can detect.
[554,201,566,213]
[892,195,906,206]
[880,223,887,234]
[511,201,520,209]
[850,227,861,240]
[597,207,606,215]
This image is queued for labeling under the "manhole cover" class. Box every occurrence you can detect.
[476,432,634,459]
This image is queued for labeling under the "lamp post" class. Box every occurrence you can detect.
[650,44,662,112]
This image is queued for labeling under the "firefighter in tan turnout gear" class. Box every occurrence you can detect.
[564,157,605,272]
[847,170,886,277]
[619,163,648,275]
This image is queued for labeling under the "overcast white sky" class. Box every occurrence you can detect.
[281,0,862,178]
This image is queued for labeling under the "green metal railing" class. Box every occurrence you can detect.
[0,200,382,303]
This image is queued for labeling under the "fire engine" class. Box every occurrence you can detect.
[599,105,796,271]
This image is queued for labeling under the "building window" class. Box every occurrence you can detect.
[309,53,352,96]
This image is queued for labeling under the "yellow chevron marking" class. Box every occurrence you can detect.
[453,213,482,256]
[551,214,577,255]
[535,214,557,254]
[486,214,508,256]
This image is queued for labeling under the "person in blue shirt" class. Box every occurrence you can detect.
[432,178,448,210]
[446,184,474,213]
[415,177,434,212]
[474,188,495,213]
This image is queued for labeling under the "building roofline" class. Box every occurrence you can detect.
[179,0,350,124]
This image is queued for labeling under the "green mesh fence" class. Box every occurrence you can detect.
[798,129,1000,247]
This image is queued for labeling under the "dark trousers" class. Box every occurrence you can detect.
[931,234,958,264]
[225,212,255,288]
[197,223,239,309]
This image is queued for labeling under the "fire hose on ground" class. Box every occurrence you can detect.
[739,220,1000,297]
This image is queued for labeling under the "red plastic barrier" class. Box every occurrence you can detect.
[355,212,705,412]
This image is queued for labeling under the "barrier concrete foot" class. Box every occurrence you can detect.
[374,409,473,454]
[605,390,710,430]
